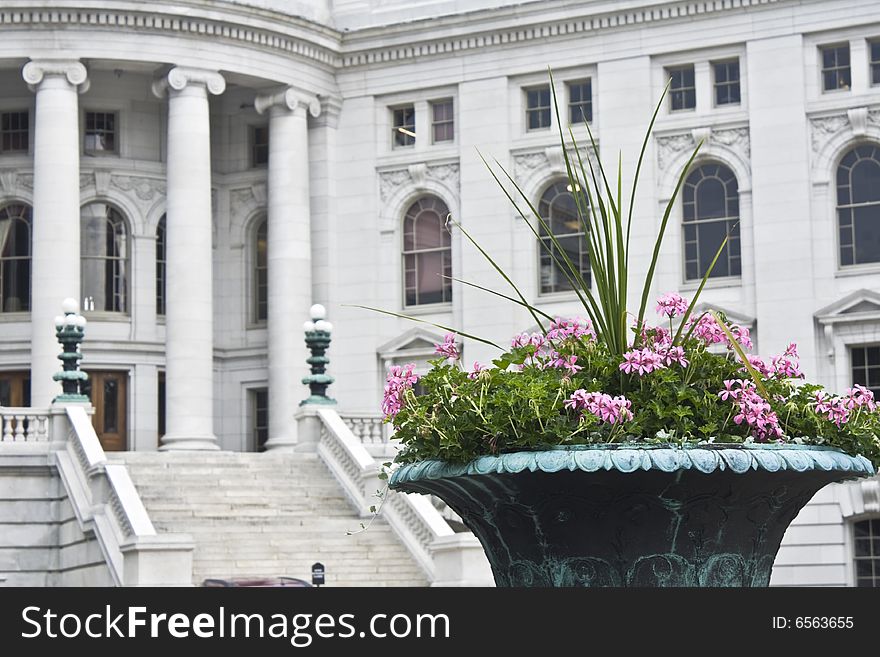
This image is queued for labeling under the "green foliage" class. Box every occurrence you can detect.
[389,335,880,469]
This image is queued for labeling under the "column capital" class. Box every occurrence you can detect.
[254,86,321,118]
[151,66,226,99]
[22,59,88,91]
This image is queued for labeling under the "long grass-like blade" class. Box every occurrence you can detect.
[672,227,734,345]
[448,215,548,334]
[443,275,556,324]
[346,305,503,350]
[635,140,703,344]
[709,310,770,400]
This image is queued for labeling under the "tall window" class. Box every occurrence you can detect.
[525,85,552,130]
[713,60,741,106]
[1,111,29,153]
[403,197,452,306]
[837,144,880,267]
[851,346,880,398]
[431,99,454,143]
[254,218,268,322]
[83,111,118,154]
[567,80,593,124]
[251,125,269,167]
[156,215,166,316]
[821,44,851,92]
[668,65,696,111]
[871,41,880,86]
[538,181,590,295]
[682,163,741,280]
[0,204,31,313]
[81,203,129,312]
[251,388,269,452]
[854,518,880,587]
[391,105,415,148]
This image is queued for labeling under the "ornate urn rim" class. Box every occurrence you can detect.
[389,443,875,487]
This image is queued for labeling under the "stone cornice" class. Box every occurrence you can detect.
[1,0,790,71]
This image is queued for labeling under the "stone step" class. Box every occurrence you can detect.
[117,450,428,587]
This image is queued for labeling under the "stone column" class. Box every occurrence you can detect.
[152,67,225,451]
[254,87,320,451]
[22,60,88,407]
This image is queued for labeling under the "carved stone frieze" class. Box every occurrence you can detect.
[378,162,460,203]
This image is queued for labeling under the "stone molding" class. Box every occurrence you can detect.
[4,0,784,69]
[512,144,598,187]
[655,126,750,172]
[378,162,459,204]
[254,86,321,118]
[151,66,226,98]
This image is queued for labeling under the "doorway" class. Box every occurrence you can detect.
[0,371,30,407]
[82,371,128,451]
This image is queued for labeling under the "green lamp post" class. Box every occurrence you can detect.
[301,304,335,406]
[52,298,89,403]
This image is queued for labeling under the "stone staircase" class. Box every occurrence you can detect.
[109,451,428,587]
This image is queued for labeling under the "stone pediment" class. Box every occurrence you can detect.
[815,289,880,324]
[377,327,445,358]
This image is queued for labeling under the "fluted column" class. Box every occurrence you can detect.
[22,60,89,407]
[152,67,225,451]
[254,87,320,451]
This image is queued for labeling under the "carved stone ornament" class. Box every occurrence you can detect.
[110,175,166,205]
[151,66,226,98]
[230,183,267,219]
[22,59,88,92]
[254,86,321,118]
[378,162,460,203]
[656,126,750,172]
[808,109,880,154]
[512,145,598,185]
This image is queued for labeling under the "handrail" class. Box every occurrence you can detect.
[50,404,192,586]
[315,407,455,581]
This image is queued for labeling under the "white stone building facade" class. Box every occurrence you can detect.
[0,0,879,586]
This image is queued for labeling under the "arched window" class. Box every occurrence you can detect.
[682,163,741,280]
[403,197,452,306]
[156,215,166,316]
[80,203,129,312]
[538,181,590,294]
[0,203,31,313]
[254,217,268,322]
[837,144,880,267]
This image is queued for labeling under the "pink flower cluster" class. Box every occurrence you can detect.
[511,332,546,349]
[382,363,420,421]
[655,292,689,318]
[548,353,583,376]
[814,386,876,427]
[565,389,633,425]
[434,332,460,360]
[619,344,688,376]
[743,343,802,380]
[718,379,783,441]
[546,317,596,341]
[683,314,752,350]
[468,361,489,380]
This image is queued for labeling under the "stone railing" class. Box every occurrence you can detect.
[0,407,51,443]
[20,404,193,586]
[313,407,492,586]
[338,412,397,458]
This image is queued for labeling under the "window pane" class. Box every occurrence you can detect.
[254,220,268,322]
[81,204,128,312]
[103,378,118,433]
[402,198,452,306]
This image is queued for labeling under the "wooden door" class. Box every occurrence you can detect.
[82,371,128,451]
[0,371,30,407]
